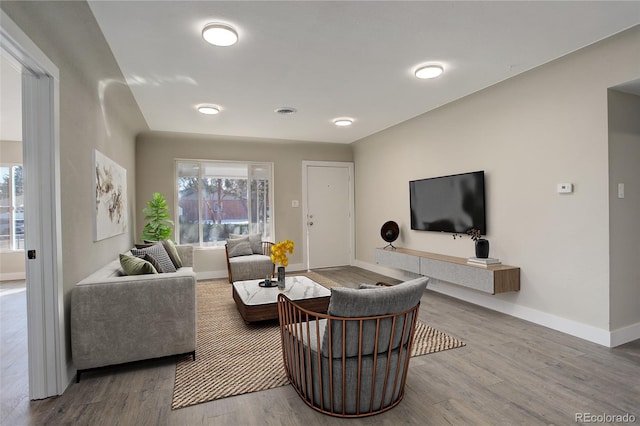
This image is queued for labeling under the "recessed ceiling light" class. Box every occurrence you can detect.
[333,118,353,127]
[202,23,238,47]
[197,105,220,115]
[415,64,444,79]
[275,107,297,115]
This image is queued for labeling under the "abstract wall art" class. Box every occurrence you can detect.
[94,149,127,241]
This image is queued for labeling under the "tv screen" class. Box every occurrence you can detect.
[410,171,486,234]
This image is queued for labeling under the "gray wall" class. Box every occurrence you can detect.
[353,26,640,339]
[1,0,148,360]
[608,89,640,331]
[136,131,353,276]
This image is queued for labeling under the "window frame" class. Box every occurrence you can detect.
[174,159,275,247]
[0,163,24,252]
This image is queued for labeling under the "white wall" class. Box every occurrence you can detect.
[135,131,353,279]
[608,89,640,337]
[1,1,148,368]
[353,26,640,345]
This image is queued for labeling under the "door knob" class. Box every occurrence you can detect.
[308,222,314,226]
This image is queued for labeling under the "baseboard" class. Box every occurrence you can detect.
[610,322,640,347]
[354,259,628,348]
[0,271,26,281]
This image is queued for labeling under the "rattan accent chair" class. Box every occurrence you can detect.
[277,277,428,418]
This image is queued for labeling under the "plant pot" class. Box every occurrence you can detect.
[277,266,286,289]
[475,239,490,259]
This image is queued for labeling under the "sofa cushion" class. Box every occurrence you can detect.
[230,233,263,254]
[131,243,177,273]
[227,236,253,257]
[119,253,158,275]
[162,239,183,268]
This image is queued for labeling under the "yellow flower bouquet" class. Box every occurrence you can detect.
[271,239,294,267]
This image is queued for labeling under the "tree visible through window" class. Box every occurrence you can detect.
[0,165,24,251]
[176,161,272,246]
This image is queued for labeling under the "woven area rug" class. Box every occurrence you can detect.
[171,272,465,410]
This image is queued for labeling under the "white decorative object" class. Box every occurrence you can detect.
[94,149,127,241]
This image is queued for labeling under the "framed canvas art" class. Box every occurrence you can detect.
[94,149,127,241]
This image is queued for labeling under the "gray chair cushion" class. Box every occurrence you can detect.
[226,236,253,257]
[228,254,273,281]
[328,277,428,316]
[229,233,263,254]
[323,277,428,358]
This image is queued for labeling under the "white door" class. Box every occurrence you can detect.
[2,11,65,398]
[303,162,353,269]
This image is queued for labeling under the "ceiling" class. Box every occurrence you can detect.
[84,2,637,144]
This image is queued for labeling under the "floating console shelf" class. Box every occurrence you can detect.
[375,247,520,294]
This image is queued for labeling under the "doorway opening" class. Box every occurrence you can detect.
[1,10,66,399]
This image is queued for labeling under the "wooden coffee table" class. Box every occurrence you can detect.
[232,275,331,323]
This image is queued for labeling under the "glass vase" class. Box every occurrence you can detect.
[277,266,286,289]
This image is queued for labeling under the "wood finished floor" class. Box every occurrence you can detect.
[1,268,639,425]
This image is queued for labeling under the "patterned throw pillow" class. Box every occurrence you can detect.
[131,243,177,273]
[119,253,158,275]
[226,236,253,257]
[144,253,164,274]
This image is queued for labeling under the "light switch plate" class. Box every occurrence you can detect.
[557,183,573,194]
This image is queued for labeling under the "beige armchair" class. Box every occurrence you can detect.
[277,277,428,417]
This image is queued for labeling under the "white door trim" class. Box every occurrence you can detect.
[301,161,354,271]
[1,10,66,398]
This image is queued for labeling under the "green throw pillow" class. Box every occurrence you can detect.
[119,253,158,275]
[161,239,183,268]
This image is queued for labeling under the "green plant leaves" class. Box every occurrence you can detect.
[141,192,174,241]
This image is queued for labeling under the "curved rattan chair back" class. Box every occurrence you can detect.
[277,292,421,418]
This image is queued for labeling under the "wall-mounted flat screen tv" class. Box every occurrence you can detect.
[410,171,486,234]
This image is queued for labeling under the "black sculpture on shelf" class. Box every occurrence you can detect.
[380,221,399,250]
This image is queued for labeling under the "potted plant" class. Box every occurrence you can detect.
[141,192,174,241]
[453,228,489,258]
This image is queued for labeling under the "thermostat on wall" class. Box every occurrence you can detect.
[557,183,573,194]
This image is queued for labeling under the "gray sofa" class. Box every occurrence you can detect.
[71,244,196,381]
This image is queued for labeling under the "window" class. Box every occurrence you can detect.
[0,165,24,251]
[176,160,273,246]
